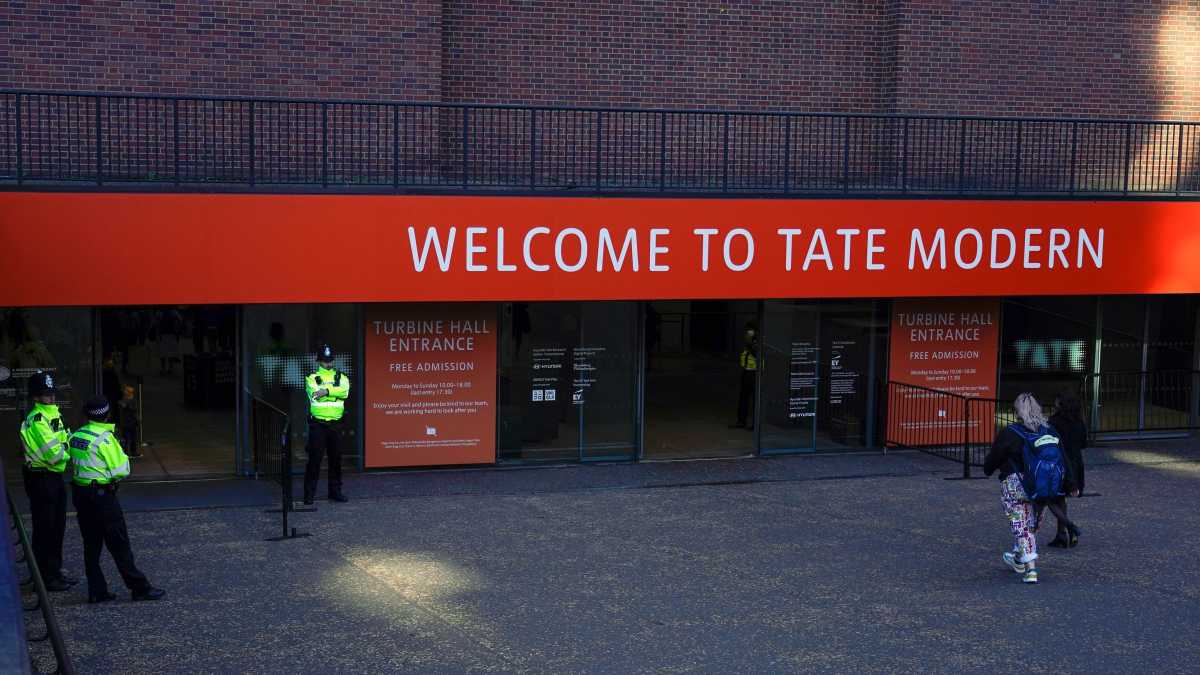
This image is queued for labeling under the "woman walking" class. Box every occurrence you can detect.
[983,392,1048,584]
[1048,389,1087,547]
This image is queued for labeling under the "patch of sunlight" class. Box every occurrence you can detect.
[1144,3,1200,189]
[333,548,485,604]
[1110,449,1200,476]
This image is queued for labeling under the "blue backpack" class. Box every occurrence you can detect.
[1007,423,1065,501]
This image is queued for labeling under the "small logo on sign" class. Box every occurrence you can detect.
[425,426,437,436]
[544,389,556,401]
[532,390,544,402]
[572,389,584,404]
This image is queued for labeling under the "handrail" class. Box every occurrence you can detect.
[2,89,1199,125]
[2,89,1198,197]
[6,491,74,675]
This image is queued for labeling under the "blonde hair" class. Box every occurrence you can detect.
[1014,392,1047,431]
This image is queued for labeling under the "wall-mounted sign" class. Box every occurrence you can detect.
[6,194,1200,305]
[887,298,1000,444]
[364,303,497,468]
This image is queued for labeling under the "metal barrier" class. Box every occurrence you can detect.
[251,397,311,541]
[1082,370,1200,435]
[5,486,74,674]
[884,381,1049,479]
[3,90,1200,196]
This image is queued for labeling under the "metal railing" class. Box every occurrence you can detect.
[5,484,73,674]
[251,397,310,541]
[3,90,1200,196]
[1082,369,1200,435]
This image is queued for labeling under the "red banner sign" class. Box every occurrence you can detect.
[364,303,497,468]
[4,193,1200,306]
[887,298,1000,445]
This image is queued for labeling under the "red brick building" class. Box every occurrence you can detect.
[4,1,1199,117]
[2,3,1200,477]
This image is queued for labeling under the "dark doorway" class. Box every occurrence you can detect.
[643,300,760,459]
[98,306,238,478]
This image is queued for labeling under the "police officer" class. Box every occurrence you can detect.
[730,322,758,431]
[304,344,350,504]
[68,396,165,603]
[19,371,77,591]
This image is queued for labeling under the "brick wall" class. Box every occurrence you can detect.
[0,1,443,101]
[3,1,1198,119]
[892,0,1200,119]
[441,1,891,112]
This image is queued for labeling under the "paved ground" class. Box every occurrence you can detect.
[17,442,1200,673]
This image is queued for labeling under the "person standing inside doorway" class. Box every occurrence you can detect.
[304,344,350,504]
[68,397,165,603]
[19,371,78,592]
[730,322,758,431]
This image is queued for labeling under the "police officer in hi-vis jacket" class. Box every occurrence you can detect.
[19,371,78,591]
[304,344,350,504]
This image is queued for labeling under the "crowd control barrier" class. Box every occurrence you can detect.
[251,397,312,541]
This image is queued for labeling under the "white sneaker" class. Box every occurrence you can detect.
[1003,551,1026,574]
[1023,568,1039,584]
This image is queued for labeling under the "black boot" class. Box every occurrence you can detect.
[329,491,348,503]
[132,587,166,602]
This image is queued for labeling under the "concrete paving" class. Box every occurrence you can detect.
[18,442,1200,673]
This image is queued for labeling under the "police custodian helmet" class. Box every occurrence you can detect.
[27,371,56,396]
[317,344,335,361]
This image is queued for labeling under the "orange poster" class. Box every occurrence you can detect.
[364,303,497,468]
[887,298,1000,445]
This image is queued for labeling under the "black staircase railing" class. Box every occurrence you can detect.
[5,477,74,674]
[2,90,1199,196]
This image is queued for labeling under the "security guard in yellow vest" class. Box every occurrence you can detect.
[68,396,165,603]
[304,344,350,504]
[19,371,78,591]
[730,322,758,431]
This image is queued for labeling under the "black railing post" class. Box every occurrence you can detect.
[1069,121,1078,194]
[95,95,103,186]
[460,106,469,189]
[1123,121,1132,195]
[962,399,972,479]
[659,110,666,191]
[248,100,256,187]
[280,420,290,539]
[842,116,850,193]
[172,98,180,186]
[722,112,730,192]
[530,108,538,189]
[957,118,967,194]
[393,104,400,190]
[1013,119,1022,195]
[900,117,909,194]
[14,92,22,185]
[1175,122,1185,196]
[321,103,329,187]
[595,110,602,191]
[782,115,791,194]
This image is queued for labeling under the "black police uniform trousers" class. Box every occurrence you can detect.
[71,483,151,597]
[21,467,67,582]
[304,418,343,498]
[736,369,757,428]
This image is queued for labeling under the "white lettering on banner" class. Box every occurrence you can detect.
[866,229,886,270]
[402,225,1103,274]
[836,229,860,271]
[597,228,639,272]
[694,228,719,272]
[649,229,671,271]
[724,228,754,272]
[909,229,947,270]
[954,228,984,269]
[803,229,833,271]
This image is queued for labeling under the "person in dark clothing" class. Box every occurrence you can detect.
[983,392,1046,584]
[1047,389,1087,548]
